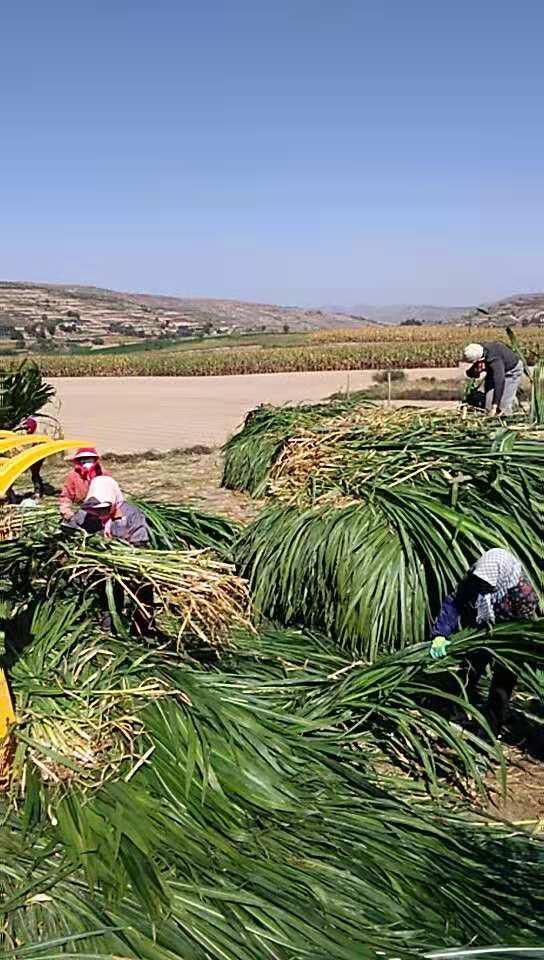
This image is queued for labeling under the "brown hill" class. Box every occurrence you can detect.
[0,282,372,347]
[462,293,544,327]
[323,303,469,325]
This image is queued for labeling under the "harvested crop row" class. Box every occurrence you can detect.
[269,410,544,507]
[222,394,375,495]
[2,520,252,647]
[5,328,544,375]
[311,323,544,345]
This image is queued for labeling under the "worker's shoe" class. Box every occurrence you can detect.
[527,728,544,760]
[484,692,510,739]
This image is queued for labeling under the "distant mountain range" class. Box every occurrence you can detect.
[322,303,469,325]
[323,293,544,326]
[1,284,543,351]
[462,293,544,327]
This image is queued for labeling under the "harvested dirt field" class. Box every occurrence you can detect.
[486,750,544,823]
[44,368,460,453]
[43,448,259,523]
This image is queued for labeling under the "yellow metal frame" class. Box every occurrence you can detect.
[0,670,15,741]
[0,435,51,454]
[0,430,92,768]
[0,433,89,496]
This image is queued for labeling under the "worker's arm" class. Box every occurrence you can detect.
[429,574,494,658]
[60,510,86,539]
[429,593,463,658]
[65,509,86,530]
[486,357,506,408]
[456,573,493,607]
[431,594,461,640]
[65,510,103,535]
[465,361,484,379]
[126,508,150,547]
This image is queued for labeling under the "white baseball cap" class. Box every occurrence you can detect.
[463,343,485,363]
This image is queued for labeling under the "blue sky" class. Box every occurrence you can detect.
[1,0,543,306]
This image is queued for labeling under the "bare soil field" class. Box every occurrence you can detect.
[45,368,460,453]
[43,449,258,523]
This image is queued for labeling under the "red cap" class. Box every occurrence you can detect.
[70,446,100,461]
[25,416,38,434]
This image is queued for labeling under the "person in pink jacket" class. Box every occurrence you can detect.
[59,447,109,520]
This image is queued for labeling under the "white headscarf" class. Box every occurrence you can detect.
[84,476,125,537]
[472,548,522,624]
[85,476,124,509]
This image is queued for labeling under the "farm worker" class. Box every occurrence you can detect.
[463,342,523,416]
[23,416,46,498]
[68,476,149,544]
[430,548,539,735]
[6,417,45,503]
[67,476,154,635]
[5,416,45,503]
[59,447,109,520]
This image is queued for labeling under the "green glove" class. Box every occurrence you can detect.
[430,635,450,659]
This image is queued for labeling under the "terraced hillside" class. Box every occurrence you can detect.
[0,281,368,351]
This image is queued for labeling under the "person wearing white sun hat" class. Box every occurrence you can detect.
[463,340,523,416]
[67,476,154,636]
[69,475,148,545]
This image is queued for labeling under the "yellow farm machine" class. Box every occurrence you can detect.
[0,429,89,781]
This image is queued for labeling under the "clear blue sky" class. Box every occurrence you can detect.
[1,0,543,307]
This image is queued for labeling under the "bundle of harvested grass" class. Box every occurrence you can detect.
[8,600,174,791]
[237,500,433,657]
[237,481,543,658]
[131,497,241,558]
[221,394,375,494]
[59,539,252,645]
[0,503,57,543]
[269,410,544,505]
[222,619,544,796]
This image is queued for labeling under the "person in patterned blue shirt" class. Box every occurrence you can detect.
[430,548,538,735]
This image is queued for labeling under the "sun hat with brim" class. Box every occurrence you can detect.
[86,476,124,508]
[70,447,100,461]
[82,496,111,510]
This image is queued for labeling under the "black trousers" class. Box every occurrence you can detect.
[5,463,44,502]
[464,649,516,735]
[30,462,44,494]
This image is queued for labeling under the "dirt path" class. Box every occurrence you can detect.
[44,449,259,523]
[45,368,460,453]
